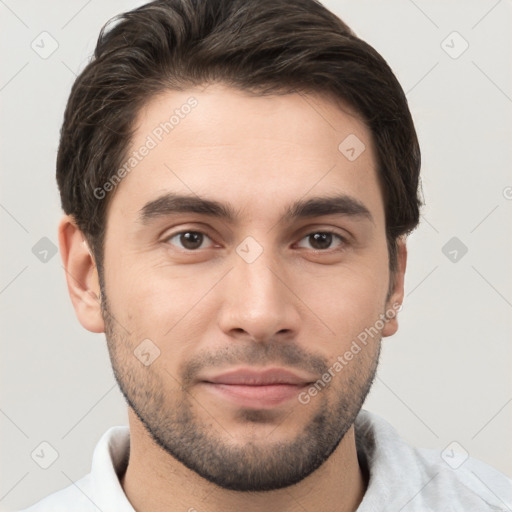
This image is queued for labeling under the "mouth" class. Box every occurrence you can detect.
[199,367,315,409]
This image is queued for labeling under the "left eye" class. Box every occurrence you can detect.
[165,230,345,252]
[166,231,214,250]
[296,232,345,251]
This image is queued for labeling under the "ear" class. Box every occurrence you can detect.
[382,238,407,338]
[58,215,105,333]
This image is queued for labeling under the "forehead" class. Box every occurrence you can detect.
[105,83,383,226]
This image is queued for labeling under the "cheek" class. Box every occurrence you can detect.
[106,261,217,343]
[299,262,389,344]
[103,224,390,345]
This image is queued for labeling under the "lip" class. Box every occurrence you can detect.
[199,367,315,409]
[202,367,314,386]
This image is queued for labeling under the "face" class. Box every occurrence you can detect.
[97,83,404,491]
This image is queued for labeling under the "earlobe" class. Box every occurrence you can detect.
[382,238,407,338]
[58,215,105,333]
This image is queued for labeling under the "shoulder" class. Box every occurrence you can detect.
[413,445,512,511]
[18,426,132,512]
[355,409,512,511]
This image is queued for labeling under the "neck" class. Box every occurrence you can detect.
[120,409,367,512]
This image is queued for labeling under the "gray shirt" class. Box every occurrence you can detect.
[20,409,512,511]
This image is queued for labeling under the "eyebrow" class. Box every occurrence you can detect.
[137,192,373,225]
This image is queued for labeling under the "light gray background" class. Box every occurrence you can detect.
[1,0,511,510]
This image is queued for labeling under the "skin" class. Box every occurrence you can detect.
[59,82,407,512]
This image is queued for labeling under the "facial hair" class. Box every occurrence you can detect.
[101,292,381,492]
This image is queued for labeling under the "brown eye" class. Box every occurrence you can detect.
[166,231,212,250]
[297,232,345,251]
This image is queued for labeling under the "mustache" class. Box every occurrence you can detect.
[180,340,329,386]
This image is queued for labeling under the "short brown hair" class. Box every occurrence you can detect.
[57,0,421,274]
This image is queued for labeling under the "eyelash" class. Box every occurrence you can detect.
[163,229,348,252]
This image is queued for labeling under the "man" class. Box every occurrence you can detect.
[22,0,512,510]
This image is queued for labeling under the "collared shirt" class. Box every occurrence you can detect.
[20,409,512,511]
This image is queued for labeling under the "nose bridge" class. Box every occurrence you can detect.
[219,240,299,340]
[237,250,281,306]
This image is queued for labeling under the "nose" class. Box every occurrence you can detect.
[217,247,301,343]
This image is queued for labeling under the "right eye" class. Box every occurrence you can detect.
[164,231,215,251]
